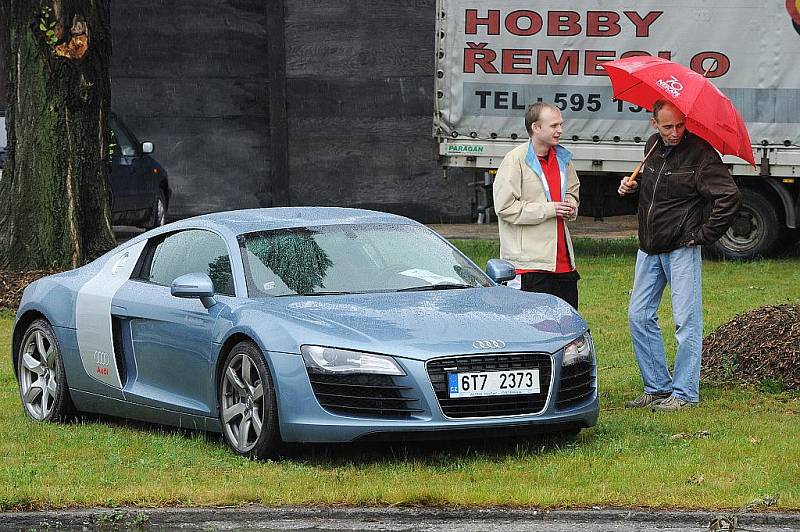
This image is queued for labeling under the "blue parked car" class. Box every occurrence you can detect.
[12,208,598,458]
[0,111,170,229]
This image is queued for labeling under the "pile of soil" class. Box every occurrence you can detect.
[0,269,60,311]
[702,304,800,391]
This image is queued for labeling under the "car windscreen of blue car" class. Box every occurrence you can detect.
[238,223,494,297]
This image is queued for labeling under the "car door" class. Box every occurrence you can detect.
[109,117,154,218]
[111,229,237,416]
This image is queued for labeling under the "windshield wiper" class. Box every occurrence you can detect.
[272,290,352,297]
[396,283,474,292]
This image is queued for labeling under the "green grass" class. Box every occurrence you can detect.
[1,240,798,511]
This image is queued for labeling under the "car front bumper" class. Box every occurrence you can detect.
[267,351,599,443]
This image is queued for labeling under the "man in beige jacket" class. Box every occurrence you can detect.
[493,102,580,308]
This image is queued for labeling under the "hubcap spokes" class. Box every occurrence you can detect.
[221,353,264,452]
[723,210,760,251]
[20,330,58,420]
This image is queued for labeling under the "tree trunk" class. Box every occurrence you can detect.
[0,0,115,271]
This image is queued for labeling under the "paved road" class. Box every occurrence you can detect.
[3,506,798,531]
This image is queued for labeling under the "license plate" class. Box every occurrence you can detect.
[448,369,540,398]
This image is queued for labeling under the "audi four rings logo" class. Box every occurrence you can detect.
[93,350,111,366]
[472,340,506,349]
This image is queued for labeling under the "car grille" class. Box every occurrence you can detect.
[556,360,595,409]
[427,353,552,418]
[307,371,423,418]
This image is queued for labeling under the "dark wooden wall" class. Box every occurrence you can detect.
[1,1,475,222]
[111,0,271,219]
[282,0,471,221]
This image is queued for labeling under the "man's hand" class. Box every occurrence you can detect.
[618,176,638,196]
[555,201,576,219]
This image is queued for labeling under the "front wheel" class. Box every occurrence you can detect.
[219,341,281,459]
[708,189,780,260]
[148,190,167,229]
[17,319,75,422]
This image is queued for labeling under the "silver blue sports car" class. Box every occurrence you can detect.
[13,208,598,458]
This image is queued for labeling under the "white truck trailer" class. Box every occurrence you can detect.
[434,0,800,259]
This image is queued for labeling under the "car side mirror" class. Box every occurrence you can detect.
[171,272,216,308]
[485,258,516,284]
[141,141,154,154]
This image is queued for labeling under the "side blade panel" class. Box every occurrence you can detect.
[76,240,147,389]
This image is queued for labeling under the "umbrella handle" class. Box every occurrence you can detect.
[702,59,719,78]
[625,142,658,185]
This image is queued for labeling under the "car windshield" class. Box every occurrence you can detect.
[238,223,492,297]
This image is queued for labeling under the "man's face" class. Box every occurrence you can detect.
[532,107,563,148]
[651,104,686,146]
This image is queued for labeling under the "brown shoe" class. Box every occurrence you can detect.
[651,395,698,412]
[624,392,671,408]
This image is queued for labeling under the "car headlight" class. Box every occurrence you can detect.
[301,345,406,376]
[562,332,594,367]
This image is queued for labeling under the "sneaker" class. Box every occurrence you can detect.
[651,395,697,412]
[624,392,671,408]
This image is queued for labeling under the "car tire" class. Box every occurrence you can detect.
[149,190,167,229]
[708,188,780,260]
[219,340,281,459]
[17,319,76,422]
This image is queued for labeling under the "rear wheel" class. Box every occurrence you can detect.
[219,341,281,459]
[17,319,75,422]
[709,189,780,259]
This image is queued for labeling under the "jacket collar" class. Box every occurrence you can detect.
[524,142,572,202]
[524,142,573,175]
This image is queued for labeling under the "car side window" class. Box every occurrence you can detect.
[111,122,136,157]
[138,230,235,296]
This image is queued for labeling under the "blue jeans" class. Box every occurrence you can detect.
[628,246,703,403]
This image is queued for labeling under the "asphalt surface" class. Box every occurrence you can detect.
[2,506,799,531]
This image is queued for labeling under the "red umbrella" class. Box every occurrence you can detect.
[601,56,755,167]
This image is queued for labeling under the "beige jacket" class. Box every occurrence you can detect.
[493,141,580,271]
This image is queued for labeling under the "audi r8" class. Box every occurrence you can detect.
[13,208,598,458]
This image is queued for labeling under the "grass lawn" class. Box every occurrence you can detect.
[1,238,798,511]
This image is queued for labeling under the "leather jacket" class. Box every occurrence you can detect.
[636,132,740,254]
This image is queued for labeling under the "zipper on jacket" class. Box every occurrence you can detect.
[645,156,669,247]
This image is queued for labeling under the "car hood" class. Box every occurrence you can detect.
[246,287,587,360]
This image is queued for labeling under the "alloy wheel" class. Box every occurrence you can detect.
[19,328,59,420]
[221,352,265,452]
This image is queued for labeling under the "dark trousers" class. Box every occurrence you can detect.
[520,271,580,310]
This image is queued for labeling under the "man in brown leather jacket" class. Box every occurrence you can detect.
[618,100,740,411]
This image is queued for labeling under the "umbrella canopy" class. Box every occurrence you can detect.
[601,56,755,167]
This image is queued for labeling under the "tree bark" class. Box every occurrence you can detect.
[0,0,115,271]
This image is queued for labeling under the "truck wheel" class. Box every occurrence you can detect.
[709,189,780,260]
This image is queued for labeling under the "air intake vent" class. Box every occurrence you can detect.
[307,371,423,418]
[556,360,595,409]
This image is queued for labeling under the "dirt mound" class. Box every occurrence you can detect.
[702,304,800,391]
[0,269,60,312]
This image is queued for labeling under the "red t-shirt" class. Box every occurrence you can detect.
[517,148,573,274]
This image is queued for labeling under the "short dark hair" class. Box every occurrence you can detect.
[525,102,559,135]
[652,99,674,121]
